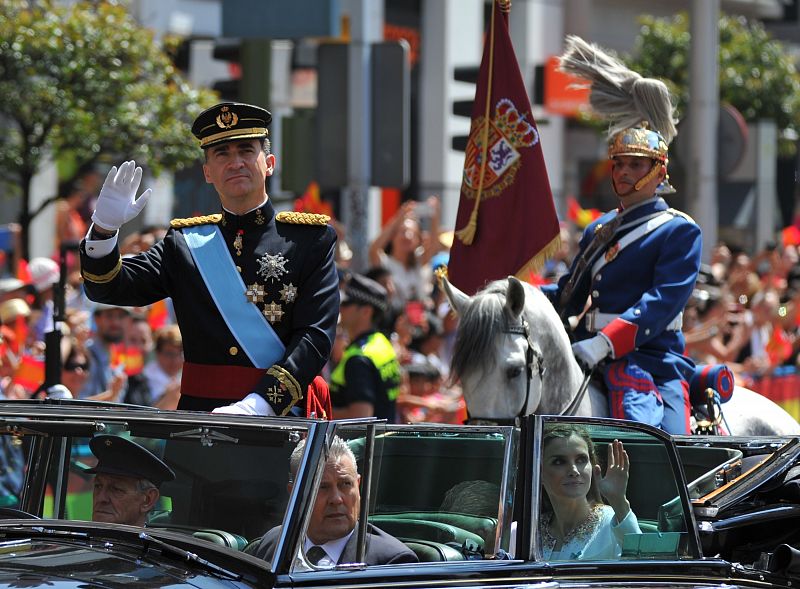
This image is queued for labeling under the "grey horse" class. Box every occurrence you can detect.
[443,274,800,436]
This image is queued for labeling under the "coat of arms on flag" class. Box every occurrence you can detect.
[462,99,539,202]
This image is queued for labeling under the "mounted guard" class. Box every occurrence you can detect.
[539,36,730,434]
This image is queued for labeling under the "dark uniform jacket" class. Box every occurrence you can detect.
[80,200,339,415]
[253,522,418,566]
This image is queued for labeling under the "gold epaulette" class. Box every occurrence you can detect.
[668,208,696,224]
[170,213,223,229]
[275,211,330,226]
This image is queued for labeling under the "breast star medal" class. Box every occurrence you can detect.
[257,252,289,282]
[280,283,298,303]
[263,302,284,323]
[245,283,266,304]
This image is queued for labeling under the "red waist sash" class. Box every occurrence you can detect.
[180,362,263,399]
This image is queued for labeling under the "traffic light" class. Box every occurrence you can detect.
[451,65,479,152]
[211,38,242,101]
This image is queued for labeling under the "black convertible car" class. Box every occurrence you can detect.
[0,399,796,588]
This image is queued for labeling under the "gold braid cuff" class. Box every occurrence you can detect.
[266,365,303,416]
[81,257,122,284]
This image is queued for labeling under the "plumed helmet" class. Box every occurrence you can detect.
[558,36,677,192]
[608,124,669,162]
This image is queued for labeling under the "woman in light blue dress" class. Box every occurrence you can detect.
[539,424,641,560]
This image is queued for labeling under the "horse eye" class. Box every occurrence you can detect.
[506,366,524,380]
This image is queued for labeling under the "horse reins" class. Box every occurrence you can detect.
[560,369,593,416]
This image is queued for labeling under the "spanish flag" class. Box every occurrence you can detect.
[448,0,560,295]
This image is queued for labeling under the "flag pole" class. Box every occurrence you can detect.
[455,0,505,246]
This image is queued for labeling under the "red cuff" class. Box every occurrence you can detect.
[601,319,638,358]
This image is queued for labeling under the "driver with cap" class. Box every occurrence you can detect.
[87,434,175,527]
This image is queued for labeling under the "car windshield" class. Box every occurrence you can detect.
[0,411,316,552]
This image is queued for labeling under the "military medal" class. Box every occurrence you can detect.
[605,242,620,262]
[245,283,266,304]
[257,252,289,282]
[263,302,284,323]
[233,230,244,257]
[280,283,297,303]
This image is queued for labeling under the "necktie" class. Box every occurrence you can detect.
[306,545,328,566]
[558,214,623,317]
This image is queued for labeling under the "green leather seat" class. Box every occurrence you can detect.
[384,512,497,546]
[403,539,466,562]
[370,515,484,548]
[192,529,249,550]
[149,523,248,550]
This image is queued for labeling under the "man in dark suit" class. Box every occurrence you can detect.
[253,436,417,567]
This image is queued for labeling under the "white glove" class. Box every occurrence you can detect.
[572,333,613,371]
[91,160,152,232]
[211,392,276,416]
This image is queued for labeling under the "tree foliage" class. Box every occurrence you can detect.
[0,0,218,257]
[626,12,800,156]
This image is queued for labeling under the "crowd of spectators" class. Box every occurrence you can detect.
[0,190,794,421]
[682,241,800,393]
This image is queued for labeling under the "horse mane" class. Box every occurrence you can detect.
[451,280,512,380]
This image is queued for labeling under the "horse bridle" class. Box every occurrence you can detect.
[466,317,593,425]
[467,317,545,426]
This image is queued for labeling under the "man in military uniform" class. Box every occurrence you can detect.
[331,274,401,421]
[87,434,175,527]
[540,37,702,434]
[80,102,339,416]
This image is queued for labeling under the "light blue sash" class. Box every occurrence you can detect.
[182,224,285,368]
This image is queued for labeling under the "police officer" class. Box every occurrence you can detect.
[80,102,339,416]
[87,435,175,527]
[331,274,401,421]
[541,37,702,434]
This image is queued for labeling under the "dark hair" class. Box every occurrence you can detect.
[540,424,603,513]
[409,311,443,352]
[365,266,391,283]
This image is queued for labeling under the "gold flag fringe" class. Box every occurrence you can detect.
[515,233,562,284]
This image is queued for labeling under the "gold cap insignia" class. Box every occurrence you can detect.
[216,106,239,130]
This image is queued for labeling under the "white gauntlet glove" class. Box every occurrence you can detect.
[211,393,275,416]
[91,160,152,232]
[572,333,613,371]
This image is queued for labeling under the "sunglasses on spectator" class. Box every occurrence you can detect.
[64,362,89,371]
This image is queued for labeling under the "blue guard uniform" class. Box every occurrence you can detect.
[549,35,703,434]
[542,197,702,433]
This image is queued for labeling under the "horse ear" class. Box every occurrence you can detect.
[506,276,526,318]
[441,273,470,316]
